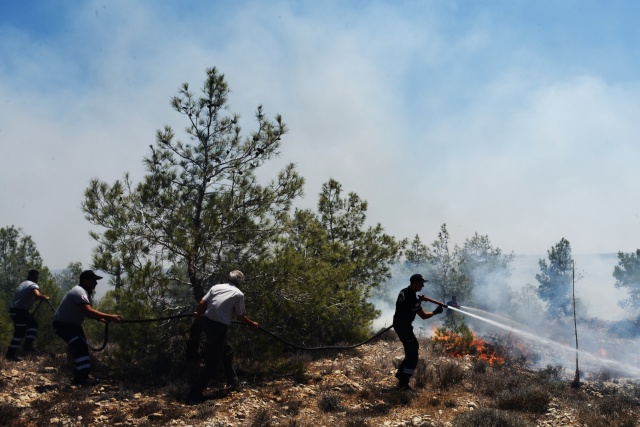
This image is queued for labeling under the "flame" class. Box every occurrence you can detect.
[432,328,505,366]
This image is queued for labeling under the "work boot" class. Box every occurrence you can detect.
[5,350,19,361]
[72,370,93,386]
[396,381,413,391]
[185,391,207,404]
[226,376,241,390]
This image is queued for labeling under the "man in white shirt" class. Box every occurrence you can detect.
[6,269,49,360]
[187,270,258,403]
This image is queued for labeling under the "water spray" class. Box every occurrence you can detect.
[448,305,640,377]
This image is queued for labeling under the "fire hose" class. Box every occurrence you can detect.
[35,295,445,352]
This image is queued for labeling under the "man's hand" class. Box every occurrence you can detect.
[106,314,122,323]
[433,305,444,315]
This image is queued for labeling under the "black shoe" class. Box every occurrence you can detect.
[226,378,243,390]
[72,376,100,387]
[185,392,207,404]
[396,382,413,391]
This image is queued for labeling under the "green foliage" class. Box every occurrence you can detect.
[613,249,640,316]
[0,226,44,310]
[93,263,193,380]
[82,66,304,303]
[79,67,403,371]
[54,261,83,295]
[243,186,402,353]
[536,238,574,317]
[405,234,428,267]
[424,224,459,301]
[405,226,512,308]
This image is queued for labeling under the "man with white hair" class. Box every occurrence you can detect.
[187,270,259,403]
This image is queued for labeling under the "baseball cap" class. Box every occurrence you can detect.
[79,270,103,281]
[409,273,428,283]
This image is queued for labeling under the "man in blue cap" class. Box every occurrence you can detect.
[53,270,122,385]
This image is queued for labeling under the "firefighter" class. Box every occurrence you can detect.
[445,295,461,317]
[53,270,121,385]
[6,269,49,360]
[393,273,443,391]
[186,270,259,403]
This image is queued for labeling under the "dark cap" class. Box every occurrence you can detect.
[410,273,428,283]
[79,270,103,281]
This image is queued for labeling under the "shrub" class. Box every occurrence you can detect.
[494,383,551,413]
[430,359,465,389]
[472,359,488,374]
[575,394,638,427]
[345,417,370,427]
[453,408,534,427]
[0,402,22,427]
[318,392,342,412]
[538,364,564,382]
[250,408,275,427]
[413,358,429,389]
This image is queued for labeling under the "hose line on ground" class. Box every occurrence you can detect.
[37,300,393,352]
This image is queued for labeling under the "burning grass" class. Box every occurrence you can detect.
[431,318,507,366]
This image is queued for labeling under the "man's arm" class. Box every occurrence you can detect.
[193,299,207,320]
[33,288,49,300]
[237,313,259,329]
[80,304,121,323]
[417,305,444,319]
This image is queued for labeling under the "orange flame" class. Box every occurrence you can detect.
[432,328,506,366]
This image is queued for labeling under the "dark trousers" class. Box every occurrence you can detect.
[53,321,91,382]
[190,318,237,395]
[393,324,419,384]
[7,308,38,356]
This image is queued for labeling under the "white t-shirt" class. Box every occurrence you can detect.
[202,283,245,326]
[11,280,40,310]
[53,285,92,325]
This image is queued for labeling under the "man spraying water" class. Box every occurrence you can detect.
[392,274,444,390]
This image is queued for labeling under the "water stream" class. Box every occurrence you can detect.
[449,306,640,377]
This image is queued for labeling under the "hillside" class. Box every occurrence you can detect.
[1,332,639,427]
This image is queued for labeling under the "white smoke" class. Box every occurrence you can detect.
[373,253,640,379]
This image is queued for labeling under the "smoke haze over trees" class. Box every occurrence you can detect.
[536,238,575,318]
[2,67,640,380]
[614,249,640,317]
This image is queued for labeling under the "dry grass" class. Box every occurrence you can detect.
[2,333,640,427]
[452,408,535,427]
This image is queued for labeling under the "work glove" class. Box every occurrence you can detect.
[433,305,444,315]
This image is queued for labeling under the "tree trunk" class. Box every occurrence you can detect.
[185,259,205,361]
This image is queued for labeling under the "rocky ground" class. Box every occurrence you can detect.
[1,335,639,427]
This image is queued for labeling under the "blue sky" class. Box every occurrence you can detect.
[1,1,639,318]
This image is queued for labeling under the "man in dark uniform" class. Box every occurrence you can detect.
[445,295,461,317]
[6,269,49,360]
[393,273,443,390]
[53,270,121,385]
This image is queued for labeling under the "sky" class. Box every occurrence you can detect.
[1,1,640,319]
